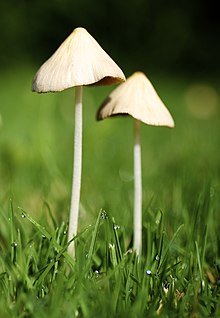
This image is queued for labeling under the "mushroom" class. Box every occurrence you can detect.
[32,27,125,257]
[97,71,174,256]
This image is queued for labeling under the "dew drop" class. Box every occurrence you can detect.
[101,210,107,219]
[114,224,120,230]
[21,213,26,218]
[146,269,152,275]
[94,270,99,277]
[155,255,160,261]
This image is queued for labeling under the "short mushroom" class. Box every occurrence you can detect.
[97,71,174,256]
[32,27,125,257]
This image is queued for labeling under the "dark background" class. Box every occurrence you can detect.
[1,0,219,76]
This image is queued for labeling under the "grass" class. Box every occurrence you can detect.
[0,65,220,317]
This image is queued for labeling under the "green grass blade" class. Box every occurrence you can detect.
[17,207,74,268]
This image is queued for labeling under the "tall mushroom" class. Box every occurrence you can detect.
[32,27,125,257]
[97,71,174,256]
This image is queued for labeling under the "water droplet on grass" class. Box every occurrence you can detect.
[21,213,26,218]
[155,255,160,261]
[146,269,152,275]
[101,210,107,219]
[94,270,99,277]
[114,225,120,230]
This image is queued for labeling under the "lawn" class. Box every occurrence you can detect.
[0,65,220,317]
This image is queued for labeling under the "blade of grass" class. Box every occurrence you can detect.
[43,201,58,230]
[158,224,184,273]
[112,217,122,261]
[195,241,205,291]
[34,260,55,288]
[87,209,103,262]
[18,207,74,268]
[9,199,15,264]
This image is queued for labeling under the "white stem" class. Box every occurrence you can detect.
[68,86,83,257]
[133,119,142,256]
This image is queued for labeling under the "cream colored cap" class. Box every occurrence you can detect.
[32,27,125,93]
[97,71,175,128]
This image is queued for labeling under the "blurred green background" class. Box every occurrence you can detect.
[0,0,220,232]
[1,0,220,74]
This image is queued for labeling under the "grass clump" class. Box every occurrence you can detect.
[1,183,220,317]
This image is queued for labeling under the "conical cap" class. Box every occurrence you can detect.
[97,71,174,127]
[32,27,125,93]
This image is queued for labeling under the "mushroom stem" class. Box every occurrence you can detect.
[133,119,142,256]
[68,85,83,257]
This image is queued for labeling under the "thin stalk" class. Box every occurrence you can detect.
[9,199,15,263]
[68,85,83,257]
[133,119,142,256]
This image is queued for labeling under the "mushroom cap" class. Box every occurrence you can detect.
[32,27,125,93]
[97,71,175,128]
